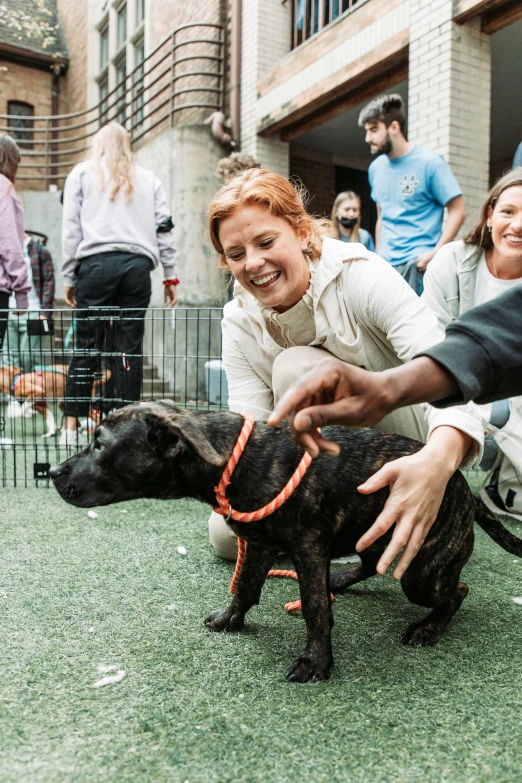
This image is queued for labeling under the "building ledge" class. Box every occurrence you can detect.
[256,0,408,137]
[0,42,68,72]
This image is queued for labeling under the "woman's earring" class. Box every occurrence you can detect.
[487,223,492,232]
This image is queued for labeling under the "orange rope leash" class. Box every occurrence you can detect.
[214,415,334,613]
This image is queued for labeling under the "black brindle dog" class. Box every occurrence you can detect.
[50,401,522,682]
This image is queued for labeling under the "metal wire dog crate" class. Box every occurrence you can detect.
[0,307,227,487]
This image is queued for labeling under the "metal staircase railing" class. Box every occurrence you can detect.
[0,22,225,189]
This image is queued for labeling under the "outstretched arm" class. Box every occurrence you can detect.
[267,356,458,456]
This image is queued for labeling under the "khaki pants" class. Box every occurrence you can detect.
[209,346,429,559]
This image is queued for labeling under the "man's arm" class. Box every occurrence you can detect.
[417,195,466,271]
[267,357,457,456]
[268,284,522,452]
[421,284,522,405]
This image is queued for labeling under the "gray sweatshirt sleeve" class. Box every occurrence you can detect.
[417,284,522,405]
[154,178,178,278]
[61,167,84,286]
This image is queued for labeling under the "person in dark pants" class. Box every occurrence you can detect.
[61,122,178,445]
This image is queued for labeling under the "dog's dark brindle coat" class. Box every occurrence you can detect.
[50,401,522,682]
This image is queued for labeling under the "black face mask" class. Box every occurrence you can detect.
[339,216,357,230]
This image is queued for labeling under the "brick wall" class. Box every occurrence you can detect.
[0,61,53,117]
[290,153,336,217]
[148,0,223,50]
[408,0,491,226]
[56,0,88,117]
[240,0,291,174]
[0,60,54,190]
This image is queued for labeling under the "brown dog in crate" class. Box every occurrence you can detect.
[0,365,110,438]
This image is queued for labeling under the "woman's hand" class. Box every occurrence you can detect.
[356,426,473,580]
[64,286,76,308]
[164,283,177,308]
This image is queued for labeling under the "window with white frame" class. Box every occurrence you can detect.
[133,36,145,133]
[98,17,110,125]
[98,76,109,127]
[94,1,145,130]
[136,0,144,26]
[117,3,127,50]
[115,54,128,126]
[100,23,109,70]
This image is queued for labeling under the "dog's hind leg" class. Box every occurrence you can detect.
[330,549,380,594]
[286,547,333,683]
[399,502,475,647]
[401,582,469,648]
[205,543,277,633]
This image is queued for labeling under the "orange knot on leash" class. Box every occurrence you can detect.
[214,415,334,613]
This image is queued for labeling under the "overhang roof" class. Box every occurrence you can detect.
[0,0,68,68]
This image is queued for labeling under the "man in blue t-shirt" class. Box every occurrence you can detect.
[358,94,466,294]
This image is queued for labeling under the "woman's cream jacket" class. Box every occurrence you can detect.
[221,237,488,465]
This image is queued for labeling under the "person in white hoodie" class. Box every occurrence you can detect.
[60,122,179,445]
[206,169,489,580]
[422,168,522,519]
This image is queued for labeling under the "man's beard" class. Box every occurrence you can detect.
[372,133,392,156]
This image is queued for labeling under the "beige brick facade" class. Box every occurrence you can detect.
[0,61,54,190]
[290,152,336,217]
[241,0,522,226]
[56,0,88,117]
[0,60,53,117]
[240,0,291,174]
[408,0,491,225]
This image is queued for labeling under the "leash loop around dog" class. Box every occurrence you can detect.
[213,415,312,523]
[213,415,333,613]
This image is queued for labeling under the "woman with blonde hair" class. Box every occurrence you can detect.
[61,122,179,444]
[0,134,30,348]
[330,190,374,251]
[423,167,522,518]
[206,169,488,581]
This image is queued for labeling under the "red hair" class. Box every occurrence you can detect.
[208,168,330,269]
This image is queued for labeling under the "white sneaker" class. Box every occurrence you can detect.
[6,399,23,418]
[79,417,96,432]
[58,429,86,447]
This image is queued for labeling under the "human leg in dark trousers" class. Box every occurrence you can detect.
[0,292,9,353]
[108,255,152,407]
[63,252,152,432]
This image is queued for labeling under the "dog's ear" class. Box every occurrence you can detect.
[146,413,225,466]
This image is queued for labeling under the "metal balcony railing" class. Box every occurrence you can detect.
[292,0,362,48]
[0,22,224,189]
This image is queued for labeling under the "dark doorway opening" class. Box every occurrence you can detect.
[334,165,377,239]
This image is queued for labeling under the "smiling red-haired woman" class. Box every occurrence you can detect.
[206,169,490,582]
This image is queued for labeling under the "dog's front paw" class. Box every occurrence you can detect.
[401,622,441,648]
[204,609,245,632]
[285,654,332,683]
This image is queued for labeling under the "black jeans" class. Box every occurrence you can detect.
[0,292,9,352]
[64,252,152,417]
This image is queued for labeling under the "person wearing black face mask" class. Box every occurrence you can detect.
[331,190,375,251]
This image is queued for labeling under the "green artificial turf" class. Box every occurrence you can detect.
[0,482,521,783]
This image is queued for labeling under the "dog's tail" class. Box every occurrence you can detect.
[474,497,522,556]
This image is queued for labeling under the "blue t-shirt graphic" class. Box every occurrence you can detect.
[368,145,461,266]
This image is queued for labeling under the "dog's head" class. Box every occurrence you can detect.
[50,401,227,508]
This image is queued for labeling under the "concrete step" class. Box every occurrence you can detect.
[141,378,172,396]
